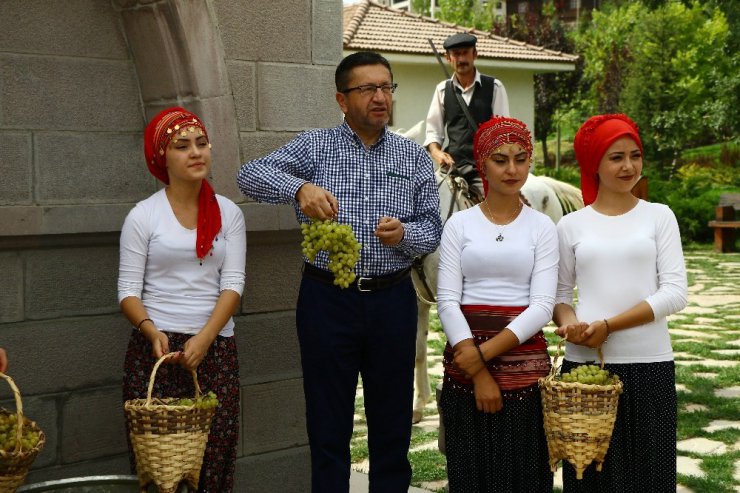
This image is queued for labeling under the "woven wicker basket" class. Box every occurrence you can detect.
[124,353,216,493]
[0,372,46,493]
[538,342,623,479]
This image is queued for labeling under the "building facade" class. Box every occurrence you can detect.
[344,1,578,137]
[0,1,343,490]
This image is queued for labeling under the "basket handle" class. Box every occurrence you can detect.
[0,372,25,453]
[545,337,566,382]
[145,352,201,407]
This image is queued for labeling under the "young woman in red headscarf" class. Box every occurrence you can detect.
[553,114,687,491]
[118,107,246,492]
[437,116,558,491]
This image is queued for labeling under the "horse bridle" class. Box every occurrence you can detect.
[412,164,469,305]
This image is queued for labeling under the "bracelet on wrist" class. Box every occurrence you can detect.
[136,318,153,331]
[603,319,611,339]
[474,344,486,365]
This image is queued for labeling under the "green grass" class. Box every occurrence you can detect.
[408,449,448,483]
[681,140,739,162]
[350,250,740,492]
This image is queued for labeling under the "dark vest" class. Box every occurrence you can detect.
[443,75,495,164]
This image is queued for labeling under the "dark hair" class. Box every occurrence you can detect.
[335,51,393,92]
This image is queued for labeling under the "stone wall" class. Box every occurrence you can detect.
[0,0,343,490]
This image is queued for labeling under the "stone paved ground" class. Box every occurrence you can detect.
[352,250,740,493]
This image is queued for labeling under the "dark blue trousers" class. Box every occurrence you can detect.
[296,274,418,493]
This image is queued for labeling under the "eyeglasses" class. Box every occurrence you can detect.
[341,83,398,96]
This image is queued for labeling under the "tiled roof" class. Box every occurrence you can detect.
[343,0,578,64]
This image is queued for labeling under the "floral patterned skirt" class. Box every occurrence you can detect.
[122,330,240,493]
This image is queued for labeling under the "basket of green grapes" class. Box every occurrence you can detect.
[124,353,218,493]
[0,372,45,493]
[538,344,623,479]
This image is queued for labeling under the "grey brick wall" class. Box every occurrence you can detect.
[0,0,342,489]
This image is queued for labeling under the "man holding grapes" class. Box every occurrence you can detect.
[237,51,441,493]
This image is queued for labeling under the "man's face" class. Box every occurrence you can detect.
[446,47,477,78]
[336,64,393,138]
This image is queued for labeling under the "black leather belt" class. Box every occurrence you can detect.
[302,262,411,292]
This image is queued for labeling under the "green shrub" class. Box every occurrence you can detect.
[646,161,739,243]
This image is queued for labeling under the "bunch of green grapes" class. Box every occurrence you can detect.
[169,391,219,409]
[196,391,219,409]
[0,413,41,452]
[559,364,620,385]
[301,220,362,289]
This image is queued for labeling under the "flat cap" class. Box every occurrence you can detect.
[443,32,477,50]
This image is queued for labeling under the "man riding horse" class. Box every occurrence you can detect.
[424,32,510,202]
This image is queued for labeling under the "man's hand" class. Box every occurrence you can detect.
[296,183,339,220]
[375,217,404,246]
[430,148,455,168]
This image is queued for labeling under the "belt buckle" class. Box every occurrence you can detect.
[356,277,372,292]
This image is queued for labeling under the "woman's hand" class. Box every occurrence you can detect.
[454,344,485,378]
[556,321,608,348]
[578,320,609,348]
[180,333,212,371]
[555,322,589,345]
[144,328,170,359]
[472,371,503,414]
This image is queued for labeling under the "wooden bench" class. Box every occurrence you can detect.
[631,175,648,200]
[708,193,740,253]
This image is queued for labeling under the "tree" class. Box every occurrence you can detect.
[568,1,734,165]
[437,0,493,30]
[620,2,732,163]
[569,2,645,115]
[411,0,431,17]
[492,2,581,167]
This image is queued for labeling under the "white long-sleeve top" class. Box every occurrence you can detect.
[423,69,510,148]
[437,205,559,347]
[118,189,247,337]
[556,200,688,363]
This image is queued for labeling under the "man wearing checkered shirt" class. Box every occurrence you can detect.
[237,51,442,493]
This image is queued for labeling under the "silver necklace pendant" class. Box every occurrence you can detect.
[496,233,504,242]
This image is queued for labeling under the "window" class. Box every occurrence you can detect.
[569,0,580,9]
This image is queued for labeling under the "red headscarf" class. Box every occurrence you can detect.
[143,107,222,261]
[573,114,643,206]
[473,116,533,196]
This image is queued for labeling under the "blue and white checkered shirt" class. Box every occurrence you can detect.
[237,121,442,276]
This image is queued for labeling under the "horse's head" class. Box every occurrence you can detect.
[435,166,476,223]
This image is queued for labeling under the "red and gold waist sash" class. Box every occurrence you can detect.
[443,305,551,394]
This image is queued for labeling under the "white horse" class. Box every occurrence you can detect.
[409,166,474,423]
[394,122,584,423]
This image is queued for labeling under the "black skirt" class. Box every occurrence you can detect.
[440,383,553,493]
[560,360,677,493]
